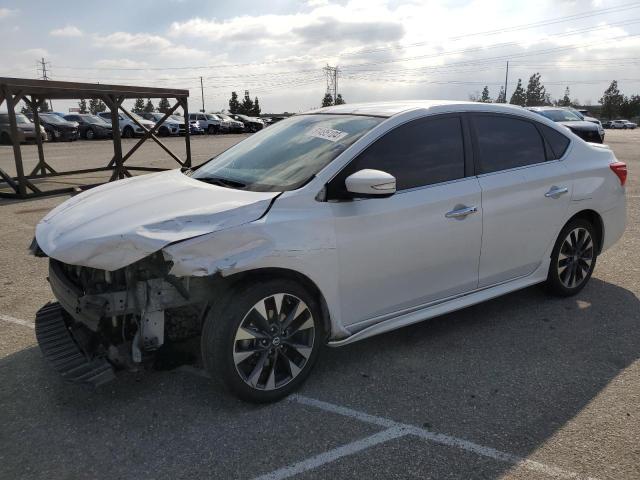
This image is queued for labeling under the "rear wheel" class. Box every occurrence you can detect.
[0,132,11,144]
[201,279,323,403]
[85,128,95,140]
[546,219,597,296]
[207,125,216,135]
[122,126,134,138]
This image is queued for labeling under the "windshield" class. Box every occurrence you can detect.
[170,115,184,122]
[15,114,31,124]
[80,114,109,124]
[40,114,67,124]
[538,109,582,122]
[192,114,383,192]
[206,114,219,120]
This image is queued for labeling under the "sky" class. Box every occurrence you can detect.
[1,0,640,114]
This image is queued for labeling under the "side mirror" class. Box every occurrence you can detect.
[345,169,396,198]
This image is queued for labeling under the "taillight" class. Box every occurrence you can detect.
[610,162,627,186]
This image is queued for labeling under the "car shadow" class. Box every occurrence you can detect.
[1,277,637,478]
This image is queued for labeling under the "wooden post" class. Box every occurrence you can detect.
[179,97,192,168]
[4,88,27,196]
[107,94,125,180]
[30,97,48,176]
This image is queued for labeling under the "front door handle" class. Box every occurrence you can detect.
[545,186,569,198]
[445,205,478,219]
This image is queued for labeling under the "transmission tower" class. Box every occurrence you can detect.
[323,65,339,103]
[37,57,51,80]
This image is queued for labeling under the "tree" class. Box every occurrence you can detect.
[509,79,526,106]
[525,73,547,106]
[252,97,261,116]
[228,91,240,114]
[620,94,640,119]
[321,93,334,107]
[480,86,492,103]
[132,98,145,114]
[239,90,254,115]
[88,98,107,115]
[334,93,345,105]
[144,99,155,113]
[558,87,572,107]
[599,80,625,119]
[78,99,88,114]
[20,103,30,115]
[157,98,171,114]
[39,100,51,113]
[495,86,506,103]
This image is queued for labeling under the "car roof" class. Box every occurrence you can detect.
[306,100,535,118]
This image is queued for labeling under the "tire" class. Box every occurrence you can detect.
[207,125,215,135]
[201,278,324,403]
[0,132,11,145]
[546,219,598,297]
[85,128,95,140]
[122,126,134,138]
[158,126,169,137]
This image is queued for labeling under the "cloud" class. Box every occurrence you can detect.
[0,8,17,19]
[94,58,150,69]
[50,25,84,37]
[22,48,49,58]
[93,32,173,50]
[293,18,404,44]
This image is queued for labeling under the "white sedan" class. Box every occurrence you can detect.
[610,120,637,129]
[32,101,627,402]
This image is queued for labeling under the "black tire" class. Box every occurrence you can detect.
[207,125,215,135]
[0,132,11,145]
[122,126,134,138]
[201,278,324,403]
[85,128,95,140]
[546,219,598,297]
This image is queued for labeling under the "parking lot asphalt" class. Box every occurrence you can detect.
[1,130,639,479]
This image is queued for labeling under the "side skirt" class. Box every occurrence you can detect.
[327,272,547,348]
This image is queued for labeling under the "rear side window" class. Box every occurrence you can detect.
[538,124,570,159]
[473,115,546,174]
[329,116,465,196]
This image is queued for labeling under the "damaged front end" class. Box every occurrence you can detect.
[36,251,218,386]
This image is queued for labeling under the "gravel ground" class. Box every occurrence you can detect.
[0,129,638,479]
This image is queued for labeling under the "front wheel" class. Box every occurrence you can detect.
[122,126,134,138]
[201,279,324,403]
[546,219,597,297]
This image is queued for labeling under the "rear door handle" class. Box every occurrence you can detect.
[545,186,569,198]
[445,205,478,219]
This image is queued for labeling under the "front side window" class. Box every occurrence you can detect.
[192,114,383,192]
[327,116,466,198]
[473,115,546,174]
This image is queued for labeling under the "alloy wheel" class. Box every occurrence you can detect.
[557,227,594,289]
[233,293,315,391]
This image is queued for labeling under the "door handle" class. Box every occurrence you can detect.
[445,205,478,219]
[545,186,569,198]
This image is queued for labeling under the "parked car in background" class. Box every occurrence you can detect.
[570,108,603,127]
[528,107,604,143]
[207,113,232,132]
[610,119,637,129]
[32,101,627,402]
[0,113,46,144]
[602,121,613,129]
[217,113,245,133]
[38,113,79,142]
[188,112,220,134]
[141,112,182,136]
[64,114,112,140]
[97,112,155,138]
[229,114,265,132]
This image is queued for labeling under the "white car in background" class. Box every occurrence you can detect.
[141,112,182,136]
[97,112,155,138]
[611,120,637,129]
[32,101,627,403]
[188,112,220,134]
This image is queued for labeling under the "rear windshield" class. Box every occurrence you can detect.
[537,109,582,122]
[193,114,383,192]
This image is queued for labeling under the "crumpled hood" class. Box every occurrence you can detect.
[35,169,279,271]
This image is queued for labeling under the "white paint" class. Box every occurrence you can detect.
[252,427,407,480]
[0,314,34,329]
[289,394,594,480]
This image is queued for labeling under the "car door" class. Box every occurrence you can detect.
[470,113,572,287]
[326,115,483,326]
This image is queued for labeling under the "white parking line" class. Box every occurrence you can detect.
[0,313,34,329]
[253,426,408,480]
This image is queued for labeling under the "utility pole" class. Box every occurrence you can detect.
[37,57,53,110]
[503,61,509,103]
[200,76,205,113]
[323,65,339,104]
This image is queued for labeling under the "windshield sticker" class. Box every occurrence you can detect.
[307,126,348,142]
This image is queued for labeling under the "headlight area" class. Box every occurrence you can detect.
[37,252,219,386]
